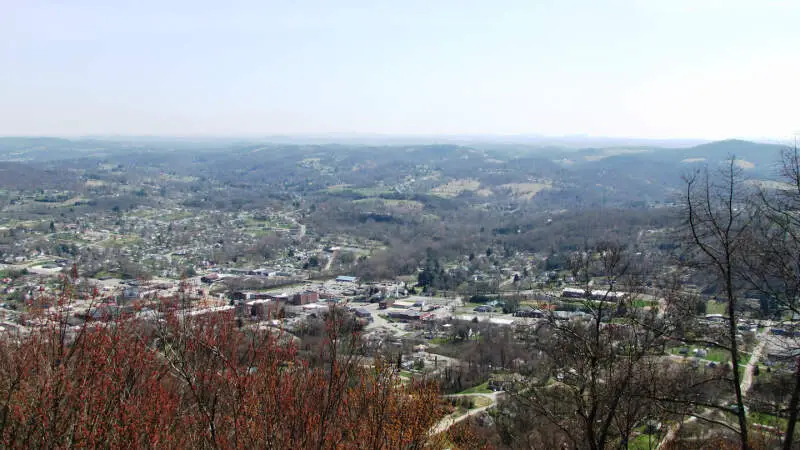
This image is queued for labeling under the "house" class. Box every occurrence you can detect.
[201,273,220,284]
[353,308,372,319]
[252,269,275,277]
[379,298,395,309]
[336,275,358,283]
[553,311,586,321]
[515,306,545,318]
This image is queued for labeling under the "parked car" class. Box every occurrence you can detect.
[473,305,492,313]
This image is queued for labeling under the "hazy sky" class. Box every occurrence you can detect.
[1,0,798,139]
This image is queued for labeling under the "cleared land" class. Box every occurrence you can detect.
[499,181,552,200]
[430,179,482,197]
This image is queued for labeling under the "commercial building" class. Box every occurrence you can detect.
[292,290,320,305]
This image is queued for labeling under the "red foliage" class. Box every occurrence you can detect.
[0,286,443,448]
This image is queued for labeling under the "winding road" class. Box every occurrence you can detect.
[658,321,772,448]
[430,392,502,436]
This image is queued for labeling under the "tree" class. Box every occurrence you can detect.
[682,158,753,448]
[740,144,800,449]
[339,250,355,265]
[499,244,678,449]
[503,296,520,314]
[0,278,444,448]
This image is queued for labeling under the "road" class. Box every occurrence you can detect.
[658,321,771,448]
[429,392,502,436]
[323,249,338,272]
[657,416,697,449]
[740,321,771,395]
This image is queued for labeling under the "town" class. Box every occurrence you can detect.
[2,136,800,448]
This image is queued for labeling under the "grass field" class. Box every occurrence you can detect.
[629,432,660,450]
[632,299,659,308]
[159,211,194,221]
[499,181,552,200]
[352,198,425,210]
[669,346,750,364]
[750,411,787,428]
[706,300,728,315]
[101,235,143,248]
[458,381,492,395]
[430,179,481,197]
[327,185,392,196]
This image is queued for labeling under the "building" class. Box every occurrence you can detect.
[589,290,625,302]
[561,287,586,298]
[387,310,421,321]
[266,293,290,302]
[353,308,372,319]
[336,275,358,283]
[515,306,545,318]
[379,298,395,309]
[292,290,320,305]
[201,273,220,284]
[302,303,329,314]
[705,314,727,322]
[391,300,415,309]
[246,299,273,318]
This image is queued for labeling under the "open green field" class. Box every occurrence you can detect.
[94,270,123,279]
[457,381,492,395]
[629,431,661,450]
[326,185,392,197]
[430,178,481,198]
[352,198,425,210]
[52,232,89,243]
[159,211,194,221]
[669,346,750,364]
[706,300,728,315]
[631,299,659,308]
[100,235,143,248]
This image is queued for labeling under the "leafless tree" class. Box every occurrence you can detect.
[682,158,755,448]
[499,244,680,449]
[740,144,800,448]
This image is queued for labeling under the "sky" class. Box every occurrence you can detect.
[1,0,798,140]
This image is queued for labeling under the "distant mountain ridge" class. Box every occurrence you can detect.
[0,137,790,207]
[559,139,786,175]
